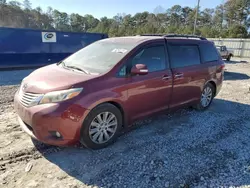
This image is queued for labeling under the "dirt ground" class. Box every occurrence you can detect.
[0,58,250,188]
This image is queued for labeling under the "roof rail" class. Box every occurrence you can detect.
[139,34,164,37]
[164,34,207,40]
[138,34,207,40]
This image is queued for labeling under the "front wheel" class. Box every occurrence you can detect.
[195,83,215,111]
[80,103,122,149]
[226,55,232,61]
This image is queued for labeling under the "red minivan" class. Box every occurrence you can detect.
[14,35,224,149]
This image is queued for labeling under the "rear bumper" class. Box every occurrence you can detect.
[215,82,223,96]
[215,71,224,96]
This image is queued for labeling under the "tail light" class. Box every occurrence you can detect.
[217,62,225,73]
[220,63,225,70]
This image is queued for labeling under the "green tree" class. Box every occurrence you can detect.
[0,0,7,4]
[228,24,248,38]
[181,6,194,27]
[224,0,250,28]
[70,13,87,32]
[8,1,21,7]
[1,1,26,27]
[213,5,224,30]
[44,7,55,30]
[93,17,112,34]
[0,0,249,38]
[53,10,70,31]
[84,14,99,31]
[23,0,31,10]
[167,5,182,27]
[200,8,214,27]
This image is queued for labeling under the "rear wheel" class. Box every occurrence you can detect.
[80,103,122,149]
[195,83,215,111]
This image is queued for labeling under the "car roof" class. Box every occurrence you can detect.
[101,36,162,45]
[101,35,210,46]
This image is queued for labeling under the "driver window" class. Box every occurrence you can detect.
[131,45,167,73]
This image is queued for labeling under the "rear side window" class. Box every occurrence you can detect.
[168,44,200,68]
[199,43,219,62]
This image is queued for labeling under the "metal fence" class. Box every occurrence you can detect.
[208,38,250,58]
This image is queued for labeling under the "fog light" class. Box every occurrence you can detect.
[55,132,61,138]
[49,131,62,139]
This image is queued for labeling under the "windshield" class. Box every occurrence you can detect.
[62,39,137,74]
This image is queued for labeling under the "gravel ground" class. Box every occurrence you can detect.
[0,59,250,188]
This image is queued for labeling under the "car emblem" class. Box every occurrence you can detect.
[22,83,28,90]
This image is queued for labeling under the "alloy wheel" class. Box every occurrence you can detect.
[201,86,213,107]
[89,112,118,144]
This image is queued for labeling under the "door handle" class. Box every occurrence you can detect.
[174,73,184,78]
[162,75,171,80]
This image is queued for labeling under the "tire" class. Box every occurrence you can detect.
[80,103,122,149]
[195,83,215,111]
[226,55,231,61]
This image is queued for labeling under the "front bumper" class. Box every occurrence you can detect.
[18,115,36,139]
[14,91,89,146]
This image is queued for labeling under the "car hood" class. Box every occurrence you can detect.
[22,64,99,93]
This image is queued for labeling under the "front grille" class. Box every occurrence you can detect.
[19,90,43,107]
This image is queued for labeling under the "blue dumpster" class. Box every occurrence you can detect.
[0,27,108,70]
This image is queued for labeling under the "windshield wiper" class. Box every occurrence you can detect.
[65,65,89,74]
[57,60,64,66]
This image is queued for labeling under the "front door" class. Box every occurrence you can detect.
[125,41,173,121]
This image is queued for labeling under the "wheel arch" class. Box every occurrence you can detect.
[85,100,127,128]
[79,100,126,149]
[205,80,217,97]
[100,101,126,128]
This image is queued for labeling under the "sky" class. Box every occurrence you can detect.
[17,0,224,19]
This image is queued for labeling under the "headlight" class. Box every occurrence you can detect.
[39,88,83,104]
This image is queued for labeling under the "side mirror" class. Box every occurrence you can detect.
[131,64,148,75]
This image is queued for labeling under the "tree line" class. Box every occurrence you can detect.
[0,0,250,38]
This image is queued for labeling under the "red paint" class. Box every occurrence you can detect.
[14,36,224,146]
